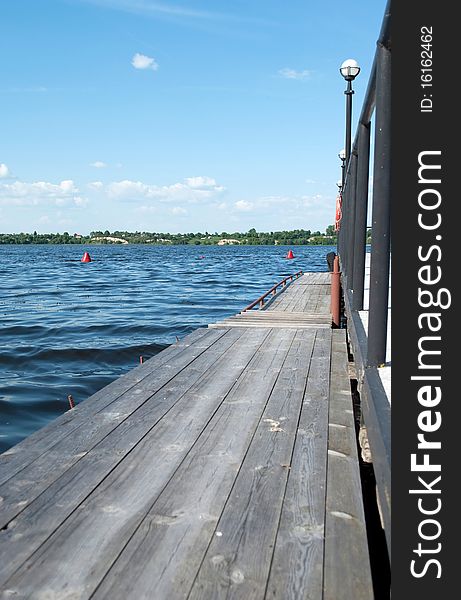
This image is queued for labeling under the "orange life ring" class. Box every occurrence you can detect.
[334,193,342,231]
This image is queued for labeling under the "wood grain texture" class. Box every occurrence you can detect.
[211,322,330,329]
[188,329,317,600]
[323,330,373,600]
[266,328,331,600]
[260,274,330,316]
[92,328,299,600]
[0,272,378,600]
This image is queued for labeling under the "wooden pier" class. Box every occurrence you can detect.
[0,273,374,599]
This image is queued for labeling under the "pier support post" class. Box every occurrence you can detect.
[331,256,341,328]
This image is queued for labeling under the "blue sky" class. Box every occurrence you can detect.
[0,0,386,235]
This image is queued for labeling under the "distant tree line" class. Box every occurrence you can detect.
[0,227,372,246]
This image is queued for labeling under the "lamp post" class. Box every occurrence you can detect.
[338,59,360,283]
[340,59,360,169]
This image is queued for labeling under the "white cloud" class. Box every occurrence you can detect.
[0,164,10,178]
[106,176,225,203]
[0,179,87,207]
[215,193,335,232]
[228,194,334,222]
[60,180,76,192]
[185,176,223,190]
[278,68,311,80]
[132,53,159,71]
[235,200,253,212]
[107,180,153,199]
[90,161,107,168]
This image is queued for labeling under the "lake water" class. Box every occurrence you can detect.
[0,244,335,453]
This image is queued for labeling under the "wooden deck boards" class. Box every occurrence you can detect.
[0,271,373,599]
[262,273,330,315]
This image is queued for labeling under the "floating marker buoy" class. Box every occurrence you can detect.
[286,249,295,259]
[81,251,92,263]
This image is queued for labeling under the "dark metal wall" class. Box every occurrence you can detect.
[338,0,391,556]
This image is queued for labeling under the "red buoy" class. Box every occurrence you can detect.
[81,252,92,263]
[286,249,295,259]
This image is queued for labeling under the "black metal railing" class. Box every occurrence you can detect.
[337,0,391,555]
[339,0,391,368]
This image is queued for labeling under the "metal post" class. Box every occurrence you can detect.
[345,80,353,165]
[340,77,355,283]
[337,199,343,264]
[352,123,371,310]
[368,43,391,367]
[339,170,349,283]
[346,151,358,291]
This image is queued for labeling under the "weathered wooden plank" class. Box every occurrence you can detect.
[92,328,302,600]
[276,294,301,314]
[297,273,329,285]
[265,274,330,313]
[265,282,300,311]
[0,329,237,529]
[211,298,333,327]
[220,322,331,327]
[220,316,331,325]
[275,287,305,313]
[284,284,328,314]
[0,270,377,600]
[290,285,313,313]
[222,319,331,325]
[188,329,318,600]
[0,326,224,486]
[210,322,330,330]
[211,296,332,326]
[229,321,331,326]
[0,327,272,588]
[237,312,329,320]
[323,329,373,600]
[266,328,331,600]
[295,273,318,284]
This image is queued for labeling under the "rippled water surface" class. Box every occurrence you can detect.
[0,244,334,452]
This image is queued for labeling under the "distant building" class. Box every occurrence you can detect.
[217,238,241,245]
[92,236,129,244]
